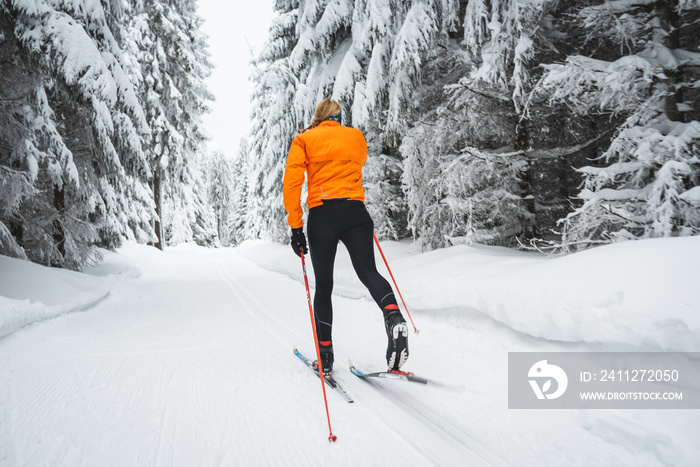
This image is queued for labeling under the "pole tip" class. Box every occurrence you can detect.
[329,434,337,442]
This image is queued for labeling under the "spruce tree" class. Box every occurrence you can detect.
[205,151,235,245]
[1,0,215,268]
[246,0,301,241]
[534,0,700,249]
[1,0,154,268]
[248,0,454,241]
[400,0,559,248]
[131,0,216,249]
[228,140,251,247]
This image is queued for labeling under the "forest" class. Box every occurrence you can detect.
[2,0,700,270]
[1,0,214,269]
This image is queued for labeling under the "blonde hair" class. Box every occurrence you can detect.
[300,99,341,133]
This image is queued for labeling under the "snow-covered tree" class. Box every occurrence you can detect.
[0,0,154,268]
[228,140,251,247]
[363,150,407,239]
[205,151,235,245]
[247,0,460,241]
[1,0,215,269]
[533,0,700,249]
[0,12,43,261]
[245,1,300,241]
[130,0,216,248]
[402,112,533,248]
[400,0,562,248]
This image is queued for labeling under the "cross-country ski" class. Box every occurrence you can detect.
[294,347,354,403]
[349,361,427,384]
[348,361,462,390]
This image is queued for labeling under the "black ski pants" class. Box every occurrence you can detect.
[308,200,397,343]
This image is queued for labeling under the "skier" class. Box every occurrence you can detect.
[283,98,409,375]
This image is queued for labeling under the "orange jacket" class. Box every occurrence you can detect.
[283,121,367,228]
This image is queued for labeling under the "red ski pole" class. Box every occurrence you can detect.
[300,251,337,442]
[373,233,419,334]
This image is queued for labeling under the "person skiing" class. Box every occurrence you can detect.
[283,98,409,375]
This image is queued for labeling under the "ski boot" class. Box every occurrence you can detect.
[313,341,334,375]
[384,309,409,371]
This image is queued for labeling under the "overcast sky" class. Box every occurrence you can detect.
[197,1,275,157]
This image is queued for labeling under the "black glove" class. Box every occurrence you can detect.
[290,227,308,257]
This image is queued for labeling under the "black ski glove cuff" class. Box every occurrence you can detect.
[291,227,308,257]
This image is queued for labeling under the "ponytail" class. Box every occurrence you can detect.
[299,98,342,133]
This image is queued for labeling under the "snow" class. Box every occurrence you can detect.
[1,238,699,465]
[331,48,362,104]
[680,186,700,204]
[0,252,134,339]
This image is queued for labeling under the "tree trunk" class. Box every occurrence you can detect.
[9,160,24,246]
[151,169,164,251]
[515,118,537,240]
[53,183,65,265]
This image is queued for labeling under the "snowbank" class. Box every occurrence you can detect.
[240,236,700,351]
[412,236,700,350]
[0,249,139,339]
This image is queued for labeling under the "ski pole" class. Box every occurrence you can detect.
[300,251,337,442]
[373,233,419,334]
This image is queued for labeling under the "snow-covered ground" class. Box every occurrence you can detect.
[1,237,699,466]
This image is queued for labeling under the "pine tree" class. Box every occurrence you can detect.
[533,0,700,249]
[206,151,235,245]
[247,0,455,241]
[1,0,154,269]
[131,0,216,249]
[1,0,216,269]
[228,140,251,246]
[400,0,559,248]
[0,11,41,261]
[245,0,301,241]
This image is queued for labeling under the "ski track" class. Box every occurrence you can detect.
[347,375,494,466]
[215,253,505,466]
[218,253,546,466]
[216,253,307,347]
[1,245,696,466]
[368,382,501,466]
[216,254,443,466]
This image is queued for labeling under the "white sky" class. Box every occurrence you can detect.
[197,1,276,157]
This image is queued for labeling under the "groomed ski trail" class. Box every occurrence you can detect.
[1,243,682,466]
[215,252,483,466]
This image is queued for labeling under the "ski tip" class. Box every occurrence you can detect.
[348,359,360,373]
[348,360,369,377]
